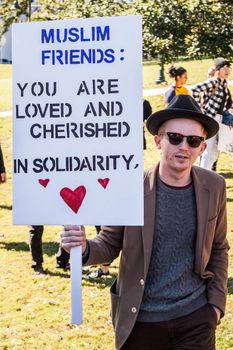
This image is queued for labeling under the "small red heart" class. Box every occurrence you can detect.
[38,179,50,188]
[98,178,110,189]
[60,186,86,213]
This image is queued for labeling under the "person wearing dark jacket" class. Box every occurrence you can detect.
[143,99,152,150]
[61,95,228,350]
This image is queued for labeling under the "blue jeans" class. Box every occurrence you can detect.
[199,134,219,170]
[222,110,233,126]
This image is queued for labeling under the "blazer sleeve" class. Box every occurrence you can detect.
[0,145,6,173]
[85,225,124,266]
[206,178,229,316]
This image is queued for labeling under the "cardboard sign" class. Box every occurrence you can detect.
[12,15,143,225]
[218,123,233,155]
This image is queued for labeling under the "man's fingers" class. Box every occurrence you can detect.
[60,226,87,254]
[60,230,85,238]
[64,225,82,231]
[61,235,84,243]
[62,242,82,253]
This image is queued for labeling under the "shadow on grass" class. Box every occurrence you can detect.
[227,198,233,202]
[228,277,233,295]
[218,172,233,179]
[0,241,59,257]
[0,241,29,251]
[45,269,70,278]
[0,204,12,210]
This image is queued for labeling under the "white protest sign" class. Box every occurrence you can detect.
[218,123,233,155]
[12,15,143,225]
[12,15,143,325]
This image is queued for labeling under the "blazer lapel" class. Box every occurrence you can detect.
[142,165,158,277]
[192,167,210,274]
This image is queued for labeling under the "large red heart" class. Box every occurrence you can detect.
[98,178,110,189]
[38,179,50,188]
[60,186,86,213]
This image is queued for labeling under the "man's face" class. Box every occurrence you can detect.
[218,64,231,80]
[154,118,207,174]
[177,72,188,85]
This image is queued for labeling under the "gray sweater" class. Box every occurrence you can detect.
[138,175,207,322]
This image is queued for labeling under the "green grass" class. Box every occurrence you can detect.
[143,58,233,90]
[0,61,233,349]
[0,64,12,112]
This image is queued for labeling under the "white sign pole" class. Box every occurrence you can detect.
[70,245,82,324]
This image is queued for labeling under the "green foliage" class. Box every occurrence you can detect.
[0,0,232,71]
[130,0,191,63]
[30,0,130,21]
[129,0,233,64]
[186,0,233,59]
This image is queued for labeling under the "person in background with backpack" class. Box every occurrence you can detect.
[191,57,232,170]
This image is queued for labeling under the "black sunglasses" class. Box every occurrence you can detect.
[160,132,205,148]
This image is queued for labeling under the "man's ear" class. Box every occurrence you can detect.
[154,135,161,149]
[199,141,207,156]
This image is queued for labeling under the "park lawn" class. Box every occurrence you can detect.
[0,64,12,112]
[0,63,233,349]
[143,58,233,90]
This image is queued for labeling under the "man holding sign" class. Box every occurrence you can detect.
[62,95,229,350]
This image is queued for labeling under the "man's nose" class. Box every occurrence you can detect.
[178,138,189,149]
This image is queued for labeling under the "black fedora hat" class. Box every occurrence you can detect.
[146,94,219,139]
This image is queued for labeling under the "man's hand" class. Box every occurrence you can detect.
[0,172,6,183]
[212,305,221,323]
[61,225,87,254]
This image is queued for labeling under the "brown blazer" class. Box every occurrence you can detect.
[86,164,229,350]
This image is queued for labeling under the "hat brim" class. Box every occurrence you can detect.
[146,108,219,140]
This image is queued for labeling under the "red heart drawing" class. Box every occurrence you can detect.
[60,186,86,213]
[98,178,110,189]
[38,179,50,188]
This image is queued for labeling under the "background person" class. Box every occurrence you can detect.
[61,95,228,350]
[165,65,189,104]
[191,57,232,170]
[0,144,7,183]
[57,225,111,279]
[0,144,7,238]
[29,225,69,275]
[143,99,152,150]
[207,66,215,79]
[206,64,233,171]
[84,226,111,280]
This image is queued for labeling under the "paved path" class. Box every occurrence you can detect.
[0,110,11,117]
[1,81,233,117]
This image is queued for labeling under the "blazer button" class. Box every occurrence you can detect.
[131,307,137,313]
[140,279,144,286]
